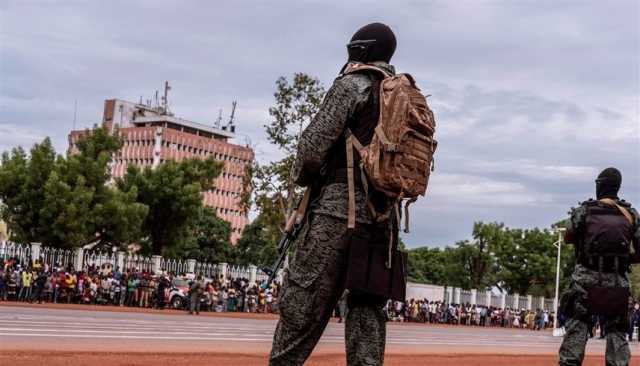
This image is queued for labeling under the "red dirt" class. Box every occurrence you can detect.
[0,301,280,320]
[1,351,626,366]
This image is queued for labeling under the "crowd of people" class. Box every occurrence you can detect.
[0,256,281,314]
[385,299,554,330]
[3,255,639,340]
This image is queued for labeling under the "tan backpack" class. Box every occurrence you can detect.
[343,63,437,232]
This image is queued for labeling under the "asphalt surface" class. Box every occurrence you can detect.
[0,305,626,356]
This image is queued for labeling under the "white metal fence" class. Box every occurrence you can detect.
[1,241,560,311]
[124,254,153,272]
[0,242,31,265]
[83,249,117,270]
[194,262,219,278]
[42,246,75,269]
[518,296,529,310]
[161,258,188,275]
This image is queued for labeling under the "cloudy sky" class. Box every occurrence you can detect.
[1,1,638,248]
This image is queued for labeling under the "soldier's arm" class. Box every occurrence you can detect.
[564,206,586,245]
[292,74,371,186]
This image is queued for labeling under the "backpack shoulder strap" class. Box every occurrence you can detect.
[344,129,363,230]
[599,198,634,225]
[343,63,392,79]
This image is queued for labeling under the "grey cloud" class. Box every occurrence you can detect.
[1,0,638,247]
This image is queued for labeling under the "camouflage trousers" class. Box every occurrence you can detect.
[269,213,387,366]
[559,265,630,366]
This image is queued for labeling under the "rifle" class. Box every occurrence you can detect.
[261,187,312,288]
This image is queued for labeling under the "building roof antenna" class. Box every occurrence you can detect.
[228,100,237,125]
[215,109,223,128]
[161,80,172,115]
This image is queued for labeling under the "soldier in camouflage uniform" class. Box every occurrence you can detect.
[269,23,399,366]
[559,168,640,366]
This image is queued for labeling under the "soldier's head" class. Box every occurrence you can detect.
[595,167,621,199]
[347,23,397,64]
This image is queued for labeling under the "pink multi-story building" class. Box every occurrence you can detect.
[69,97,254,243]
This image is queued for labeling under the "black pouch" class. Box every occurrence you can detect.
[587,287,630,317]
[345,231,407,302]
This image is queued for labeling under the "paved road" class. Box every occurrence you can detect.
[0,305,627,356]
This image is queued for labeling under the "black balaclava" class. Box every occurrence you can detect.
[347,23,397,64]
[595,167,622,200]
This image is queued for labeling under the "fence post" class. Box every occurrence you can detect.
[187,259,196,274]
[470,289,477,305]
[500,292,507,309]
[116,251,125,271]
[74,247,84,271]
[514,293,520,309]
[453,288,461,304]
[485,291,492,306]
[152,255,162,275]
[30,242,42,264]
[249,265,257,285]
[527,295,533,310]
[220,262,228,282]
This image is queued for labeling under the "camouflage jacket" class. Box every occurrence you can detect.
[292,62,396,225]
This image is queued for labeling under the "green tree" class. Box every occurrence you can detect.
[39,128,147,249]
[177,207,233,263]
[254,74,325,218]
[117,157,223,255]
[0,132,146,249]
[239,73,325,266]
[0,139,56,243]
[492,227,562,297]
[444,222,506,290]
[407,247,448,284]
[234,214,278,268]
[630,265,640,297]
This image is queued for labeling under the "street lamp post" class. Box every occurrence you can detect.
[553,227,566,337]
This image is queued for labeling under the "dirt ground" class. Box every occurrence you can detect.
[2,351,623,366]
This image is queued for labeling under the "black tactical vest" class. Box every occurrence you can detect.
[578,200,634,273]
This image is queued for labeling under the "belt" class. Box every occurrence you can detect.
[326,168,363,185]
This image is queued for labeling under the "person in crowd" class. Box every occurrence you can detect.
[19,268,32,301]
[189,275,203,315]
[156,275,169,309]
[138,274,149,308]
[30,270,47,303]
[64,270,76,303]
[0,267,6,301]
[126,274,139,307]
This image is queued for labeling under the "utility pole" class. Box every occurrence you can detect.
[553,227,566,336]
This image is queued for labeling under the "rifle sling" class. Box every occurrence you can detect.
[284,187,312,234]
